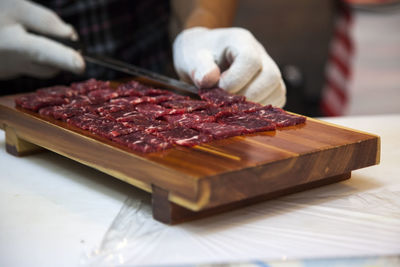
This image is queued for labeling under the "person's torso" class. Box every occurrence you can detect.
[1,0,172,94]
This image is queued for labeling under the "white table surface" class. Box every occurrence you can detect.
[1,114,399,267]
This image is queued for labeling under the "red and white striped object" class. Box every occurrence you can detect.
[320,3,354,116]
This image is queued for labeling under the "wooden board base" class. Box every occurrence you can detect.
[151,172,351,224]
[0,93,380,224]
[5,125,43,156]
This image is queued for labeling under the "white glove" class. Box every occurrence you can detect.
[0,0,85,79]
[173,27,286,107]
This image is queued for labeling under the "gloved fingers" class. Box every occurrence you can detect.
[258,79,287,107]
[21,32,85,74]
[16,0,77,40]
[237,43,286,104]
[22,62,60,78]
[187,49,221,89]
[218,31,262,94]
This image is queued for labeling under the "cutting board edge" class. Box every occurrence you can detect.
[0,105,206,205]
[308,117,381,140]
[191,135,380,210]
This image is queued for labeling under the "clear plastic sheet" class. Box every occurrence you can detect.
[82,178,400,266]
[81,115,400,266]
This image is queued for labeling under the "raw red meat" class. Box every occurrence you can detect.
[37,85,77,98]
[131,95,172,105]
[157,127,211,147]
[113,111,148,123]
[53,105,88,121]
[71,79,111,93]
[218,113,276,133]
[112,131,172,153]
[67,113,102,130]
[104,109,137,121]
[108,97,141,108]
[17,78,306,153]
[107,109,171,132]
[122,118,171,133]
[252,106,306,127]
[96,102,131,115]
[15,93,66,111]
[161,99,209,112]
[135,103,169,118]
[90,121,135,139]
[38,106,56,117]
[64,95,93,106]
[192,105,235,119]
[163,113,215,127]
[199,88,246,106]
[116,80,172,96]
[108,95,170,107]
[228,101,263,113]
[192,122,247,139]
[87,89,119,103]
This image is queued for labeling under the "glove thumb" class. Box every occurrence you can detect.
[180,49,220,89]
[191,49,220,88]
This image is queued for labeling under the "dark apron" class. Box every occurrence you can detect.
[0,0,172,95]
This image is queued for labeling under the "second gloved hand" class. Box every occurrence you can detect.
[0,0,85,79]
[173,27,286,107]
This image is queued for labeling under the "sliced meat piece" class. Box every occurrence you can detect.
[36,85,77,98]
[96,102,131,116]
[64,95,93,106]
[90,121,135,139]
[253,106,306,127]
[192,122,247,139]
[38,106,56,117]
[109,96,169,106]
[163,113,215,127]
[128,95,173,105]
[199,88,246,106]
[53,105,88,121]
[15,93,66,111]
[161,99,210,112]
[111,111,161,131]
[116,80,172,96]
[71,79,111,93]
[193,105,235,118]
[104,109,137,121]
[122,118,171,133]
[87,89,119,103]
[157,127,211,147]
[114,111,147,123]
[112,131,172,153]
[218,113,276,133]
[135,103,169,118]
[228,101,263,113]
[66,113,102,130]
[85,104,104,113]
[109,97,141,110]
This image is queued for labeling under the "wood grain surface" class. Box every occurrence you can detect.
[0,93,380,223]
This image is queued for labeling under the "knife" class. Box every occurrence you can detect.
[40,33,199,94]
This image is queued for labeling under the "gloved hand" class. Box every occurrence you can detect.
[173,27,286,107]
[0,0,85,79]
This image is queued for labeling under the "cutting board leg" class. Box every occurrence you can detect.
[5,125,43,156]
[151,172,352,225]
[151,185,198,224]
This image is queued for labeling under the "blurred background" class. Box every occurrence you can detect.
[234,0,400,117]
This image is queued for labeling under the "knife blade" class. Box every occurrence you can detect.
[82,53,198,94]
[39,33,199,94]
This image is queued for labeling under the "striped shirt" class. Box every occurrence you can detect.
[1,0,172,94]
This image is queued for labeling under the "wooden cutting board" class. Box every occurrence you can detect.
[0,94,380,224]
